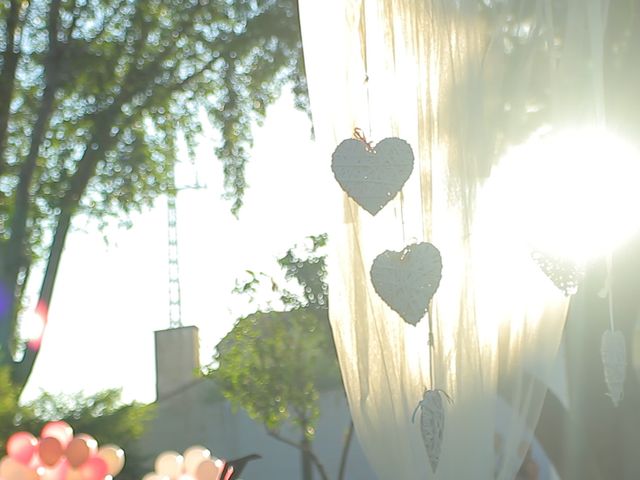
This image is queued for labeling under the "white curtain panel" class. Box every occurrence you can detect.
[299,1,608,478]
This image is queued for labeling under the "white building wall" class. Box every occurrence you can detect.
[134,327,377,480]
[135,381,377,480]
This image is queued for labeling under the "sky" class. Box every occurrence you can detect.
[20,91,335,405]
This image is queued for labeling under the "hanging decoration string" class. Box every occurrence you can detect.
[600,251,626,407]
[353,127,375,152]
[606,253,615,331]
[427,303,435,389]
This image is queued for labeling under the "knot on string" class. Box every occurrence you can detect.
[353,127,375,153]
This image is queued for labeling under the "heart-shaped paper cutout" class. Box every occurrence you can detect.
[370,242,442,325]
[331,137,414,215]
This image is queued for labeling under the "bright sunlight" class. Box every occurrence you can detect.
[489,127,640,265]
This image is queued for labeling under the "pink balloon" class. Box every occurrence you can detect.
[222,464,234,480]
[38,437,63,467]
[194,459,223,480]
[74,434,98,456]
[28,452,43,471]
[6,432,38,465]
[66,467,84,480]
[41,422,73,448]
[79,456,108,480]
[65,438,91,468]
[39,459,69,480]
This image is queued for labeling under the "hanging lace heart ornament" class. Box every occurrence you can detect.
[331,137,414,215]
[370,242,442,325]
[601,329,626,407]
[532,251,584,296]
[412,389,447,473]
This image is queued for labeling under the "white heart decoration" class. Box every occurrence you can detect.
[412,389,446,473]
[370,242,442,325]
[601,329,626,407]
[531,251,584,296]
[331,137,414,215]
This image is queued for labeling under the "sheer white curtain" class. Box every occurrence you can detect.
[299,1,607,478]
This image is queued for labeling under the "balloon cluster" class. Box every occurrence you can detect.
[142,446,232,480]
[1,421,125,480]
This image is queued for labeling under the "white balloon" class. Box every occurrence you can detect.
[183,446,211,475]
[142,473,168,480]
[0,456,39,480]
[154,451,183,479]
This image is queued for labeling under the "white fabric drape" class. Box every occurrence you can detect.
[299,1,608,478]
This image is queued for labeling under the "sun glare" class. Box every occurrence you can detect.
[469,127,640,343]
[20,302,47,351]
[490,127,640,265]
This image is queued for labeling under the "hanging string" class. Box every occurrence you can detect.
[606,253,615,331]
[586,0,610,124]
[427,303,435,389]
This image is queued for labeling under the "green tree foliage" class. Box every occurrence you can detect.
[0,0,307,389]
[277,233,328,311]
[0,366,29,442]
[0,384,154,480]
[213,309,337,432]
[209,234,351,480]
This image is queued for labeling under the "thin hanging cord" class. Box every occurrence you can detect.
[607,253,615,331]
[587,0,610,124]
[399,191,407,245]
[358,0,373,137]
[427,303,435,389]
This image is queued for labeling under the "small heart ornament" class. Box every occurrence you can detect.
[532,251,584,296]
[412,389,447,473]
[331,137,414,215]
[601,329,626,407]
[370,242,442,325]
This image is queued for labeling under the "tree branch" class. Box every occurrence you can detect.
[11,104,124,389]
[0,0,24,175]
[337,420,354,480]
[265,428,330,480]
[89,0,127,43]
[3,0,65,356]
[9,50,188,372]
[11,207,71,388]
[265,428,302,450]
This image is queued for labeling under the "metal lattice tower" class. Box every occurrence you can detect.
[166,164,205,329]
[167,189,182,328]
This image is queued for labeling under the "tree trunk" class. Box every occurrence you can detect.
[337,420,354,480]
[0,0,63,364]
[11,209,72,388]
[0,0,24,174]
[0,271,15,364]
[301,432,313,480]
